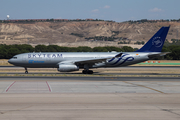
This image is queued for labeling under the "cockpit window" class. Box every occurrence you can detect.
[13,57,17,59]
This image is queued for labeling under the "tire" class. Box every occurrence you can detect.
[82,70,93,74]
[82,70,87,74]
[88,70,93,74]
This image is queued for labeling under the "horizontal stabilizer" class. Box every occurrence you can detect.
[148,52,170,59]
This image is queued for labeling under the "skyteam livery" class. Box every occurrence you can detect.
[8,26,170,74]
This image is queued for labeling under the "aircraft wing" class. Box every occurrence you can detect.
[59,53,123,65]
[148,52,170,59]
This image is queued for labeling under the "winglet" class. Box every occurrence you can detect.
[136,26,170,52]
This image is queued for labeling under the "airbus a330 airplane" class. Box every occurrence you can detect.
[8,26,170,74]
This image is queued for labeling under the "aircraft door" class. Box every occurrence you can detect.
[46,54,51,63]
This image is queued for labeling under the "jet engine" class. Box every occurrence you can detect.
[58,64,79,72]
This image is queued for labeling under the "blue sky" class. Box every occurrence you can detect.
[0,0,179,22]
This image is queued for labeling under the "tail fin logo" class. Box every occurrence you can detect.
[152,37,163,47]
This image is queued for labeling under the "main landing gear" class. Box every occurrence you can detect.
[82,70,93,74]
[25,67,28,74]
[82,64,93,74]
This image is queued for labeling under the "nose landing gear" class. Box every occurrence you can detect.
[25,67,28,74]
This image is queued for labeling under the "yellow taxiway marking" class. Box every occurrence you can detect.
[123,81,165,94]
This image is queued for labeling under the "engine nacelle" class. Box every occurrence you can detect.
[58,64,79,72]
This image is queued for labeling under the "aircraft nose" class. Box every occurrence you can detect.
[8,59,12,64]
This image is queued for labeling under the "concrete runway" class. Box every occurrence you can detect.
[0,66,180,119]
[0,94,180,120]
[0,76,180,119]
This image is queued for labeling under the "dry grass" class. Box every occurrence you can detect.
[0,59,12,66]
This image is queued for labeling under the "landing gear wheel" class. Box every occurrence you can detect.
[87,70,93,74]
[82,70,87,74]
[82,70,93,74]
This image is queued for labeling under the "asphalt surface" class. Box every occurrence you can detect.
[0,72,179,76]
[0,76,180,81]
[1,65,180,76]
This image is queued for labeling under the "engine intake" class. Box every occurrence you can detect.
[58,64,79,72]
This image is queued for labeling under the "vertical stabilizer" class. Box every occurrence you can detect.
[136,26,170,52]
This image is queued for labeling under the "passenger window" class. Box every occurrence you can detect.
[13,57,17,59]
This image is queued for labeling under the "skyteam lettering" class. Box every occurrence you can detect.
[28,54,63,58]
